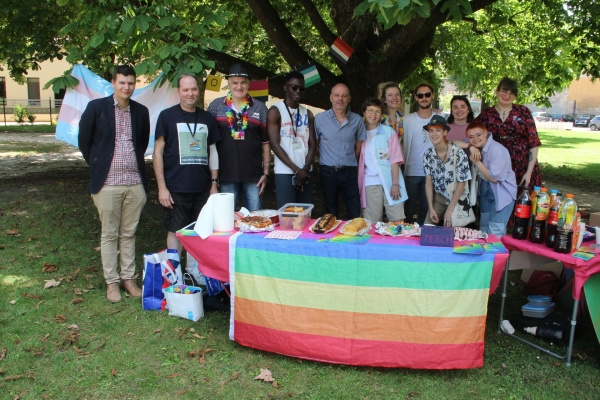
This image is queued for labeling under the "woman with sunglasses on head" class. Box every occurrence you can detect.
[358,98,407,222]
[475,77,542,190]
[379,83,404,145]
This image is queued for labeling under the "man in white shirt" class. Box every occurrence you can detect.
[402,82,439,226]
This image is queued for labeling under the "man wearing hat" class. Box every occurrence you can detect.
[401,82,440,226]
[207,64,270,211]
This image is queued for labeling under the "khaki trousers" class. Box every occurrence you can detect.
[362,185,406,222]
[92,185,146,284]
[424,192,449,225]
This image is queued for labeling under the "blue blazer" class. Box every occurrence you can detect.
[78,96,150,194]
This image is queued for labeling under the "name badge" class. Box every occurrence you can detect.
[292,137,301,150]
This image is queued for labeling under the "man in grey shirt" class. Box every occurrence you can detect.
[314,83,366,219]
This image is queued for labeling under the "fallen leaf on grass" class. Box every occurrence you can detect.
[35,301,44,309]
[94,246,101,251]
[192,334,205,339]
[0,244,5,250]
[54,315,67,323]
[254,368,275,382]
[189,328,195,333]
[272,381,280,388]
[177,327,188,339]
[222,371,240,385]
[0,369,5,375]
[166,373,182,379]
[28,236,37,241]
[43,279,61,289]
[0,348,7,361]
[6,229,19,236]
[111,368,117,376]
[42,262,59,273]
[86,267,98,273]
[23,292,40,299]
[63,331,80,345]
[73,347,88,355]
[4,374,24,381]
[9,300,16,305]
[41,333,49,342]
[73,288,82,295]
[14,390,28,399]
[406,391,421,400]
[67,324,79,331]
[152,329,162,334]
[72,298,84,305]
[198,348,215,364]
[176,389,188,396]
[71,268,81,279]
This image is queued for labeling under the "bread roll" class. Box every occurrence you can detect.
[345,218,368,233]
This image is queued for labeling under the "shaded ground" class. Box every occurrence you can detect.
[1,131,597,215]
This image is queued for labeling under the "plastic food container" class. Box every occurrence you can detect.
[522,302,555,318]
[527,295,552,307]
[277,203,314,230]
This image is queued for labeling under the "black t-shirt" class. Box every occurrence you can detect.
[155,104,221,193]
[207,96,269,183]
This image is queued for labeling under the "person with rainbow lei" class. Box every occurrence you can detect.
[208,64,270,211]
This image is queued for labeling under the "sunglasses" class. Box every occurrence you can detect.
[416,92,432,99]
[289,85,306,92]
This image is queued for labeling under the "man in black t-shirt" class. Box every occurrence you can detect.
[153,75,221,252]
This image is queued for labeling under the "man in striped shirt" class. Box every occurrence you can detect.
[79,65,151,303]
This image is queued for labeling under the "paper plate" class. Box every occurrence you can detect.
[308,218,342,234]
[339,219,372,236]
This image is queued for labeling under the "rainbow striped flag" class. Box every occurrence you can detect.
[248,80,269,103]
[230,233,496,369]
[329,36,354,65]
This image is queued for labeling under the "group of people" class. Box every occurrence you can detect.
[79,64,542,302]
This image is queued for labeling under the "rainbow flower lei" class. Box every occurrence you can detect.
[225,92,249,139]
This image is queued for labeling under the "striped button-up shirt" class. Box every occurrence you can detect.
[105,96,142,186]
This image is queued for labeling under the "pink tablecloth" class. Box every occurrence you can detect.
[178,221,508,295]
[501,235,600,300]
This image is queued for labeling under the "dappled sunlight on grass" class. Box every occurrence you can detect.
[1,274,31,286]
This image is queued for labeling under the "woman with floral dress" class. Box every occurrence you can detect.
[475,77,542,190]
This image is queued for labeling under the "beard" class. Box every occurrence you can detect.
[418,102,432,109]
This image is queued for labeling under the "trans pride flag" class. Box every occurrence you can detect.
[229,232,500,369]
[55,64,180,155]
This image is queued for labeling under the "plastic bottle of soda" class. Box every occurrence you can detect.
[554,194,577,253]
[527,186,541,237]
[512,186,532,240]
[545,191,562,248]
[529,188,550,244]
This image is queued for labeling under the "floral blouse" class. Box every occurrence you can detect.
[381,110,404,141]
[423,143,471,204]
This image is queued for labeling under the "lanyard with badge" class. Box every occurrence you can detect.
[181,107,200,150]
[284,101,302,150]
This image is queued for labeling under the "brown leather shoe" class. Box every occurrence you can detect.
[122,279,142,297]
[106,283,121,303]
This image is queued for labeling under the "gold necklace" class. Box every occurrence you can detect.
[436,143,450,163]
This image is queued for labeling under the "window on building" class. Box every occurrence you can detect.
[27,78,41,106]
[54,88,66,108]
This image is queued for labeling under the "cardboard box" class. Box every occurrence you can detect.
[589,211,600,227]
[520,261,563,282]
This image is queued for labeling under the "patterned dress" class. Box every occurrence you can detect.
[475,105,542,191]
[381,110,404,142]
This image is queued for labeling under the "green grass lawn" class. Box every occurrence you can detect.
[0,124,56,133]
[1,164,599,399]
[538,129,600,187]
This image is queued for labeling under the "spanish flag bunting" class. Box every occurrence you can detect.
[329,36,354,65]
[248,80,269,102]
[298,62,321,88]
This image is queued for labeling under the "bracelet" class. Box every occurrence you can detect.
[392,183,399,187]
[263,173,269,178]
[211,178,219,183]
[468,143,473,148]
[294,168,300,176]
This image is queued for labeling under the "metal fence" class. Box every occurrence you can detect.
[0,98,61,126]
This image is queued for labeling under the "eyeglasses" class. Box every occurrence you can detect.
[416,92,432,99]
[289,85,305,92]
[365,109,382,116]
[499,89,515,98]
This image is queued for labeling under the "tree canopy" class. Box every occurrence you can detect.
[1,0,599,110]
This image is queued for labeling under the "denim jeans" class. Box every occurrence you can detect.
[319,165,360,219]
[274,173,313,209]
[478,180,515,237]
[219,181,261,211]
[404,175,428,225]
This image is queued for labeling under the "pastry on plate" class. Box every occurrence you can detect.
[313,214,337,233]
[344,217,368,233]
[238,216,272,229]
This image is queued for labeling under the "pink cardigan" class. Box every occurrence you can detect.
[358,126,404,208]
